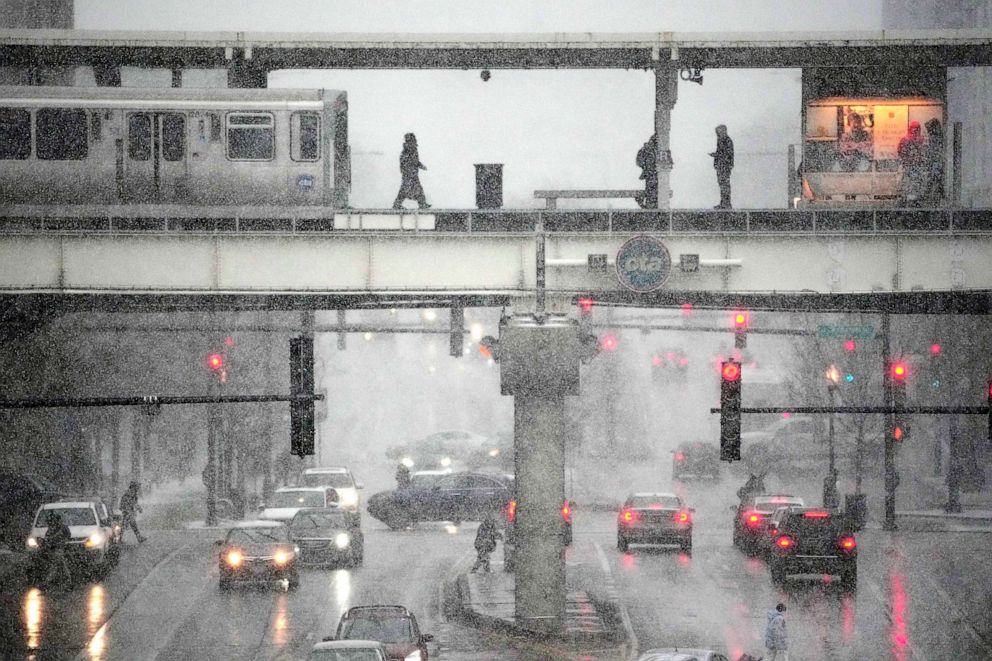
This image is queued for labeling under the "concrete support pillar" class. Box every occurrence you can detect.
[654,64,678,210]
[498,315,582,633]
[227,55,268,89]
[111,410,121,500]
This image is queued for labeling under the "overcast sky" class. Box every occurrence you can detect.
[74,1,885,209]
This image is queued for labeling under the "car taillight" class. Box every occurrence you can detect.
[675,452,685,463]
[745,511,763,526]
[506,500,516,523]
[620,508,637,524]
[775,535,794,550]
[839,536,856,551]
[803,511,830,519]
[676,510,691,524]
[561,503,572,524]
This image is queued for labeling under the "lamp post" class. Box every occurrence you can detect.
[824,365,841,510]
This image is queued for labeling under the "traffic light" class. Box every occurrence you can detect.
[599,333,619,352]
[289,336,315,456]
[888,359,909,442]
[720,360,742,461]
[205,351,227,383]
[733,310,748,349]
[844,339,857,353]
[578,297,594,319]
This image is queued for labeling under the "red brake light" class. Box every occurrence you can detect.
[620,508,636,524]
[776,535,794,549]
[803,511,830,519]
[506,500,516,523]
[561,503,572,523]
[674,452,685,462]
[839,536,856,551]
[746,512,762,525]
[676,510,690,524]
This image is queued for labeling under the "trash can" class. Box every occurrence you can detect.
[844,493,867,531]
[475,163,503,209]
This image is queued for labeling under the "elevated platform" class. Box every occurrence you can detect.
[0,28,989,69]
[0,206,989,315]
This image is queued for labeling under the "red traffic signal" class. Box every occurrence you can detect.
[929,343,942,356]
[844,339,857,353]
[206,353,224,370]
[890,361,909,383]
[578,297,594,316]
[733,310,748,328]
[721,361,741,381]
[893,425,906,441]
[599,334,619,352]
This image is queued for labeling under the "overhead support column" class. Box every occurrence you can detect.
[226,47,268,88]
[498,314,582,633]
[654,57,678,210]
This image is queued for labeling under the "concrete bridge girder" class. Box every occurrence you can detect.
[0,232,990,297]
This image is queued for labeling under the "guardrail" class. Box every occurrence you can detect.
[0,205,988,234]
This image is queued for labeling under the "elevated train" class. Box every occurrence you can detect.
[0,86,351,207]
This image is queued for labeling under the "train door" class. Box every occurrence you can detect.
[121,112,188,203]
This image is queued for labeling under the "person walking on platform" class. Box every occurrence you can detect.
[709,124,734,209]
[392,133,431,210]
[119,481,147,543]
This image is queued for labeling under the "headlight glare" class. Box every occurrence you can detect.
[403,651,422,661]
[273,550,291,566]
[26,536,38,549]
[334,533,351,549]
[226,549,243,567]
[85,531,105,548]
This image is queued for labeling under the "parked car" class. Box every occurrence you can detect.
[259,487,339,523]
[217,522,299,590]
[330,605,434,661]
[366,471,512,529]
[26,499,122,578]
[766,507,857,588]
[617,492,693,554]
[308,639,388,661]
[671,442,720,480]
[288,508,363,567]
[299,466,364,513]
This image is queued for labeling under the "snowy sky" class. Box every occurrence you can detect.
[73,1,886,209]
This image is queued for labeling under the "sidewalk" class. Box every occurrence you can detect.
[450,554,633,660]
[895,471,992,530]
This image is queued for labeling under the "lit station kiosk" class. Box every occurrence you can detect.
[795,67,946,207]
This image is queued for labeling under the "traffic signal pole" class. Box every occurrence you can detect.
[882,314,897,531]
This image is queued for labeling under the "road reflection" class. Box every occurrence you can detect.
[23,587,43,652]
[271,592,289,647]
[87,584,107,660]
[890,568,909,661]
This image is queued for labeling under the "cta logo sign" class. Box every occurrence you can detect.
[615,235,672,293]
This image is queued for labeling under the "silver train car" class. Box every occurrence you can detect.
[0,86,350,207]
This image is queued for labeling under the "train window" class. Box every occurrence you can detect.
[36,108,88,160]
[161,114,186,162]
[0,108,31,160]
[291,112,320,162]
[226,112,274,160]
[128,113,152,161]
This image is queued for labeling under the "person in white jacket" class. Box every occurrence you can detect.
[765,602,789,660]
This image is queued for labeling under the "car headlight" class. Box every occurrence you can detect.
[404,651,422,661]
[273,550,291,566]
[334,533,351,549]
[85,532,105,549]
[26,536,38,550]
[339,491,359,507]
[225,550,243,567]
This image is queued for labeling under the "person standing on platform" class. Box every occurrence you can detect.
[709,124,734,209]
[636,133,659,209]
[392,133,431,210]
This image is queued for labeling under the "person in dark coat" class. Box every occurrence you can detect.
[119,481,147,543]
[42,510,73,586]
[709,125,734,209]
[924,118,945,203]
[392,133,430,210]
[470,511,503,573]
[898,120,926,205]
[636,134,659,209]
[737,473,767,503]
[395,464,411,490]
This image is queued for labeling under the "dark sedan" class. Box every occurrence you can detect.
[289,508,364,567]
[217,524,299,590]
[617,492,693,553]
[367,471,512,529]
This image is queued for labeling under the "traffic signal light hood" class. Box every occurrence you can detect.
[720,360,742,461]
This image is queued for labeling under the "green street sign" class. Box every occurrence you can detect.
[817,324,876,340]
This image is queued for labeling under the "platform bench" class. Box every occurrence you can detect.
[534,189,645,209]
